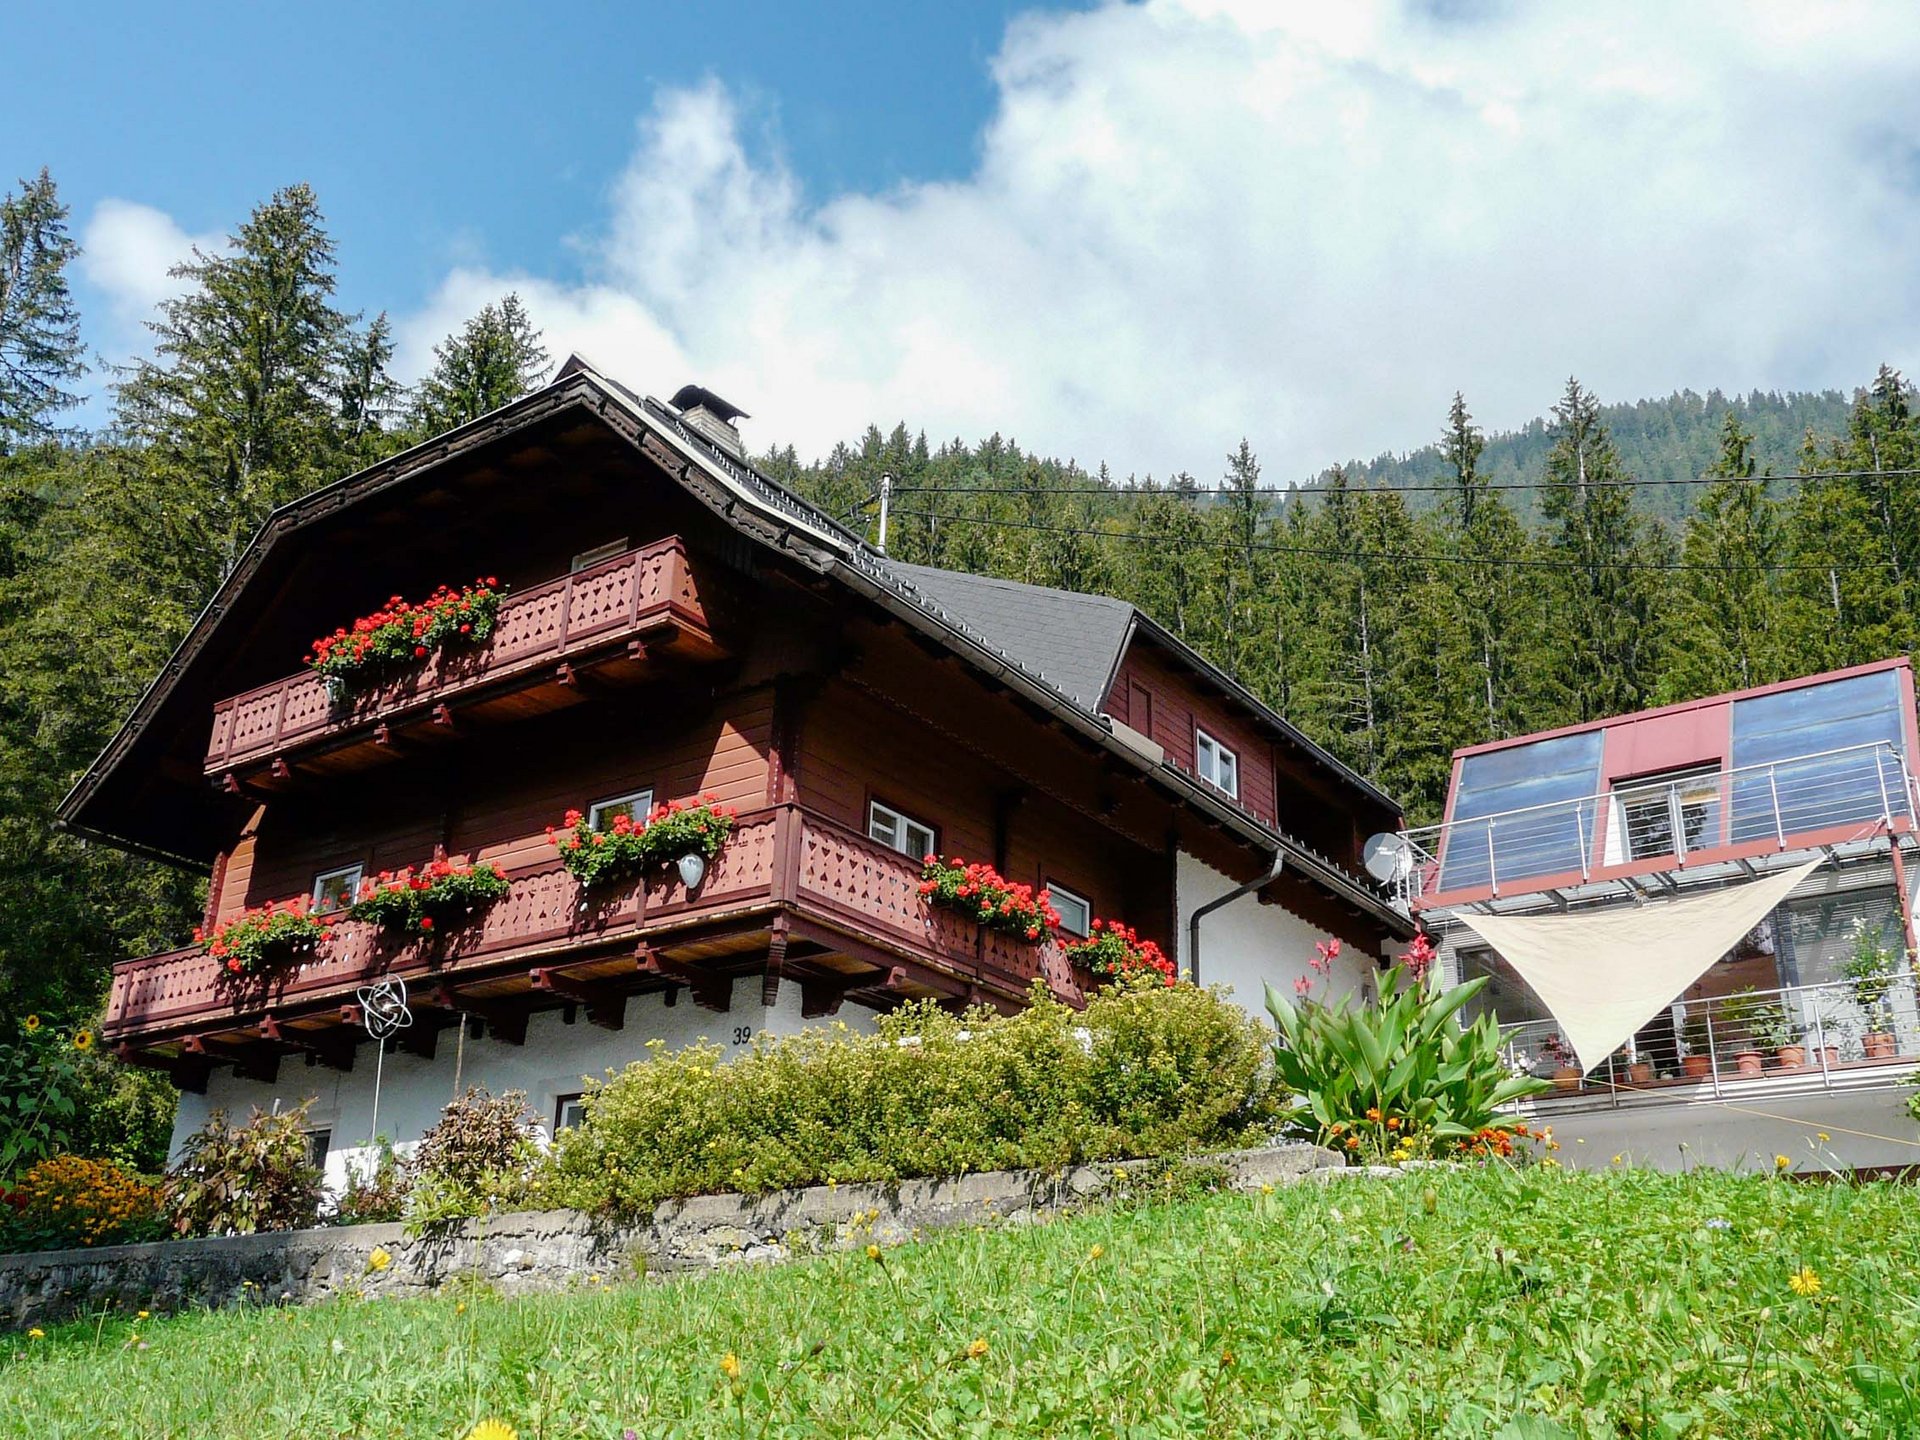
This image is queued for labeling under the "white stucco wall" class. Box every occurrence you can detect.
[171,976,877,1192]
[1174,851,1380,1024]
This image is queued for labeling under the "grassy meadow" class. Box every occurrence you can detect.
[1,1165,1916,1438]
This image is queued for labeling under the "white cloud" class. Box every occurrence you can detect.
[136,3,1920,478]
[78,199,221,335]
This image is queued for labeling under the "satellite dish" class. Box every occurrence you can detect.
[1362,832,1415,885]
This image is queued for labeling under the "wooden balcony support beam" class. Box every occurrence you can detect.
[761,917,790,1008]
[799,964,899,1019]
[182,1032,285,1083]
[116,1041,213,1095]
[418,984,528,1046]
[258,1014,356,1072]
[529,966,626,1031]
[640,953,731,1012]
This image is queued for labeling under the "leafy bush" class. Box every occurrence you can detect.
[549,798,737,889]
[1265,956,1549,1161]
[403,1088,540,1225]
[164,1103,323,1236]
[0,1155,165,1251]
[0,1014,177,1176]
[330,1141,410,1226]
[542,978,1280,1218]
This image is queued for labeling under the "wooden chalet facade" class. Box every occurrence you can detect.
[60,360,1409,1170]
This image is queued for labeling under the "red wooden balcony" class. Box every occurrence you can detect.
[204,538,727,781]
[103,806,1083,1073]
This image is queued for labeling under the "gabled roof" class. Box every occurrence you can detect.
[886,564,1134,713]
[58,357,1408,933]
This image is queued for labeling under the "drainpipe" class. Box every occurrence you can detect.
[1187,851,1285,985]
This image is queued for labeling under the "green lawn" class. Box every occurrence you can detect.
[2,1166,1917,1438]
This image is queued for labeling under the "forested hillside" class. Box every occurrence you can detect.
[4,166,1919,1058]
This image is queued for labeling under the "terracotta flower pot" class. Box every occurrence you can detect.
[1682,1054,1713,1079]
[1626,1061,1654,1085]
[1775,1044,1807,1071]
[1863,1030,1897,1060]
[1821,1045,1840,1069]
[1734,1050,1765,1077]
[1552,1065,1582,1093]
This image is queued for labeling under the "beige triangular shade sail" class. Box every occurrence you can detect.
[1456,859,1821,1075]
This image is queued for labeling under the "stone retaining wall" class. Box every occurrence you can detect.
[0,1144,1336,1330]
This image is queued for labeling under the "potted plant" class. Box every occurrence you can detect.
[307,577,503,695]
[348,860,510,937]
[1717,988,1767,1076]
[1843,918,1902,1060]
[1679,1011,1714,1078]
[550,796,737,892]
[916,856,1062,943]
[1746,1001,1805,1069]
[1063,919,1175,988]
[1538,1033,1582,1092]
[196,900,333,976]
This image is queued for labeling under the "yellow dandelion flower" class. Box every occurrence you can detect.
[72,1029,93,1052]
[1789,1266,1821,1297]
[465,1421,517,1440]
[366,1247,392,1272]
[455,1301,467,1315]
[1259,1182,1274,1195]
[1774,1154,1792,1171]
[966,1337,989,1359]
[720,1352,741,1381]
[865,1244,881,1261]
[26,1328,44,1340]
[1816,1133,1830,1144]
[136,1310,149,1321]
[1089,1244,1104,1260]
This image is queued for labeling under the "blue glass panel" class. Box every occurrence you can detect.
[1440,731,1603,891]
[1730,672,1910,842]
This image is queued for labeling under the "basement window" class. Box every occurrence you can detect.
[571,538,630,572]
[1048,883,1092,939]
[588,789,654,832]
[311,865,363,912]
[1195,728,1239,799]
[304,1129,332,1170]
[868,800,937,861]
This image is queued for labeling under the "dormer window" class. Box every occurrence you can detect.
[1195,728,1239,799]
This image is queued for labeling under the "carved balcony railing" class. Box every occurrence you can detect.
[103,807,1078,1046]
[205,537,722,777]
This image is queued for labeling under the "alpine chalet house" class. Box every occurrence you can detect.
[1389,658,1920,1169]
[63,359,1409,1183]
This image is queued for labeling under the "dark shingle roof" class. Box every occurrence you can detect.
[883,563,1134,712]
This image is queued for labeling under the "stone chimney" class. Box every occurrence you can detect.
[669,384,749,459]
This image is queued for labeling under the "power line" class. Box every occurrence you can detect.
[879,507,1884,575]
[884,466,1920,500]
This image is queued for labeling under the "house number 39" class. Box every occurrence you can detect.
[731,1026,753,1046]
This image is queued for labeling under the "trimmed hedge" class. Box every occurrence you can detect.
[542,978,1282,1218]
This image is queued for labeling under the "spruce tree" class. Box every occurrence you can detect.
[408,293,550,439]
[0,169,84,449]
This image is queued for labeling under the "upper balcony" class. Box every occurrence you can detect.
[1398,741,1919,913]
[204,538,729,784]
[102,804,1084,1076]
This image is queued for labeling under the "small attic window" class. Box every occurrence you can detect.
[572,539,629,572]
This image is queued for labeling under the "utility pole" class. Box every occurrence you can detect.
[877,472,893,554]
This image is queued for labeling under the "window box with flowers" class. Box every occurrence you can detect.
[1065,920,1175,987]
[916,857,1062,943]
[197,900,333,976]
[550,796,738,891]
[347,860,511,936]
[306,578,503,697]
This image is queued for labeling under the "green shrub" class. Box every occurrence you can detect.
[163,1103,323,1237]
[403,1088,539,1227]
[541,978,1279,1218]
[330,1141,410,1226]
[1265,962,1549,1161]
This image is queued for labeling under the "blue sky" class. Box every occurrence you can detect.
[12,1,1051,349]
[14,3,1920,478]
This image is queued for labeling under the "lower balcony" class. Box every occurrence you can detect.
[105,805,1085,1088]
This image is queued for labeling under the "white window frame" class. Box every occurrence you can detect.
[553,1094,587,1133]
[571,538,630,572]
[1049,883,1092,938]
[311,864,363,912]
[1195,728,1239,798]
[867,800,937,860]
[588,788,654,832]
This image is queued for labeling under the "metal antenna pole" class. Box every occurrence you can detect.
[877,473,893,554]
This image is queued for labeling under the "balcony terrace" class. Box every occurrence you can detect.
[1397,742,1919,915]
[204,537,729,786]
[105,805,1082,1087]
